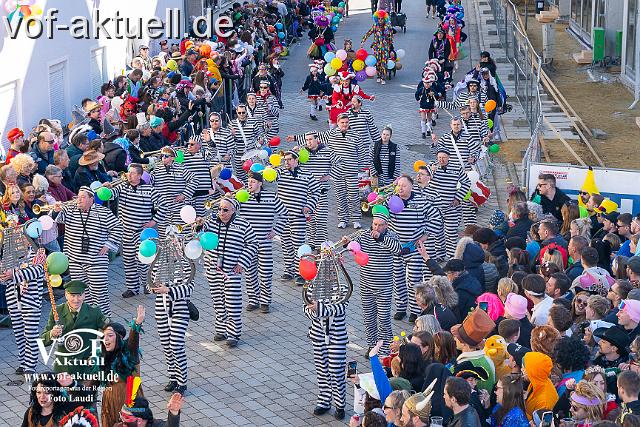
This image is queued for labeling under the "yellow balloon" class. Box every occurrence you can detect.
[31,5,43,15]
[269,154,282,167]
[330,58,343,70]
[352,59,365,71]
[49,274,63,288]
[166,59,178,71]
[263,167,277,182]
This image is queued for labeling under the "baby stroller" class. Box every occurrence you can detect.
[390,11,407,33]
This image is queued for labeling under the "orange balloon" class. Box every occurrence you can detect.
[413,160,427,172]
[200,44,212,57]
[299,258,318,281]
[485,100,497,112]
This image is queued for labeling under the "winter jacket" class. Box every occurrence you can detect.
[448,405,482,427]
[487,239,509,279]
[617,400,640,425]
[482,262,499,295]
[73,165,111,192]
[490,405,529,427]
[48,181,75,202]
[414,81,440,110]
[302,73,326,96]
[506,217,534,241]
[523,352,558,420]
[103,142,128,173]
[422,363,453,423]
[530,188,570,222]
[420,304,459,330]
[565,259,584,282]
[66,145,85,179]
[30,144,55,175]
[451,271,483,324]
[456,238,486,289]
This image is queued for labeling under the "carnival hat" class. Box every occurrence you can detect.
[78,150,105,166]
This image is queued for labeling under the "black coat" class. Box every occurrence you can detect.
[531,188,570,222]
[506,217,533,241]
[448,405,482,427]
[487,239,509,280]
[103,142,128,173]
[452,271,483,321]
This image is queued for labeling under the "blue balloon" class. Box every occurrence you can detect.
[386,60,396,70]
[140,228,159,242]
[278,32,285,39]
[250,163,265,173]
[26,221,42,238]
[331,25,337,32]
[263,147,272,156]
[324,51,336,62]
[94,195,103,205]
[275,22,283,30]
[365,55,377,66]
[219,168,233,180]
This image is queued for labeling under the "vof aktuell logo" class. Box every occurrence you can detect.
[37,328,104,368]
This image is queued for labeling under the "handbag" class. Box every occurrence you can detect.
[188,301,199,321]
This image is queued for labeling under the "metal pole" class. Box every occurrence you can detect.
[525,0,529,30]
[629,6,640,109]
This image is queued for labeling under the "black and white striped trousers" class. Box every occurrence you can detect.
[312,340,347,410]
[155,296,189,386]
[232,158,248,184]
[442,205,463,259]
[307,191,329,248]
[123,229,149,293]
[462,200,477,227]
[392,252,423,315]
[360,284,392,356]
[205,268,243,340]
[334,170,361,224]
[193,194,211,219]
[245,240,273,305]
[282,214,307,276]
[69,256,111,317]
[5,284,40,372]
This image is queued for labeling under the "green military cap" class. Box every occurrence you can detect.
[64,280,87,294]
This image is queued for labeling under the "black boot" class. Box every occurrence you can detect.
[393,311,406,320]
[164,381,177,392]
[174,384,187,395]
[314,406,330,415]
[334,408,345,420]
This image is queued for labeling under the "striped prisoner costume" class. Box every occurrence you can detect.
[370,140,400,188]
[238,191,288,306]
[352,229,401,355]
[111,181,166,294]
[182,150,215,218]
[256,93,280,138]
[202,126,233,165]
[347,108,380,168]
[150,162,197,236]
[5,263,45,373]
[229,118,264,183]
[425,161,471,258]
[56,204,122,317]
[202,214,257,340]
[276,167,321,277]
[436,89,488,111]
[304,301,348,412]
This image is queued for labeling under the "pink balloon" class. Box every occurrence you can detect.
[355,251,369,266]
[336,49,348,61]
[365,66,377,77]
[347,241,361,252]
[4,0,18,13]
[388,195,404,214]
[367,192,378,203]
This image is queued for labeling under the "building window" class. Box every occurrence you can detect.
[0,81,19,158]
[90,47,106,99]
[49,61,69,124]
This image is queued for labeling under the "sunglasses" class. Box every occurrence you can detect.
[210,119,220,122]
[383,404,396,410]
[45,139,55,143]
[161,154,173,158]
[237,111,247,115]
[219,208,230,212]
[576,298,588,305]
[579,191,589,196]
[188,143,197,147]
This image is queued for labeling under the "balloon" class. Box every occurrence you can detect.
[355,71,367,82]
[579,205,589,218]
[25,220,41,238]
[184,240,203,260]
[467,170,480,183]
[354,251,369,266]
[166,59,178,71]
[258,150,269,160]
[278,32,285,39]
[365,66,377,77]
[395,62,403,71]
[336,49,348,61]
[485,100,497,112]
[297,244,313,258]
[396,49,406,59]
[367,192,378,203]
[141,171,151,184]
[140,228,159,242]
[338,1,345,6]
[347,241,361,252]
[263,167,277,182]
[46,252,69,275]
[337,7,344,13]
[463,190,472,201]
[138,252,156,265]
[489,144,500,153]
[365,55,377,66]
[371,205,390,217]
[275,22,283,30]
[90,181,102,191]
[352,59,365,71]
[330,58,343,70]
[356,49,368,61]
[331,25,338,32]
[39,215,55,231]
[386,60,396,70]
[269,153,282,167]
[219,168,233,180]
[250,163,265,173]
[413,160,427,172]
[199,232,219,250]
[388,195,404,214]
[235,189,250,203]
[180,205,197,224]
[243,159,253,171]
[262,147,272,156]
[175,150,185,164]
[269,136,281,147]
[139,240,157,257]
[49,274,63,288]
[19,5,30,17]
[324,51,336,62]
[487,119,494,129]
[299,258,318,281]
[96,187,112,201]
[324,64,336,76]
[298,148,310,164]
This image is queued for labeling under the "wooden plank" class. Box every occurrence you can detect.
[538,133,551,162]
[543,117,587,166]
[540,69,594,137]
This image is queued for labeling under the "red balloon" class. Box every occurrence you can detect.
[356,49,368,61]
[269,136,281,147]
[299,258,318,281]
[242,160,253,171]
[354,251,369,266]
[20,5,31,16]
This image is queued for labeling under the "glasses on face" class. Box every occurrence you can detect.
[576,298,588,305]
[45,139,55,144]
[161,154,173,159]
[237,111,247,115]
[219,208,230,212]
[210,119,220,123]
[188,143,197,147]
[579,191,589,196]
[537,183,549,188]
[383,404,396,410]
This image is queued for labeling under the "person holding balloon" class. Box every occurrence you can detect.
[328,71,374,128]
[54,187,122,317]
[360,10,394,85]
[301,63,327,121]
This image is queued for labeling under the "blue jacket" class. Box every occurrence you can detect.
[490,405,529,427]
[30,143,55,175]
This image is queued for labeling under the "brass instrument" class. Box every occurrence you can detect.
[175,189,246,232]
[301,249,354,305]
[330,229,367,250]
[93,172,128,191]
[361,183,398,212]
[147,236,196,291]
[32,200,76,215]
[141,149,163,158]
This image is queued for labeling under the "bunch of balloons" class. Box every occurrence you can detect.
[345,241,370,266]
[386,49,406,71]
[4,0,43,23]
[46,252,69,288]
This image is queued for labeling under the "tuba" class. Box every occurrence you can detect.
[147,234,196,291]
[302,245,354,305]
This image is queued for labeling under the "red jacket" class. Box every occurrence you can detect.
[48,182,76,202]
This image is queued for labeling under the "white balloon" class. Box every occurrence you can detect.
[184,239,203,260]
[138,252,156,264]
[90,181,102,191]
[258,150,269,160]
[397,49,406,59]
[467,170,480,183]
[180,205,197,224]
[336,49,348,61]
[297,244,313,258]
[39,215,55,231]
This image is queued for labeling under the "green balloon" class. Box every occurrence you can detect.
[489,144,500,153]
[463,190,472,201]
[139,240,157,257]
[200,232,219,250]
[487,119,494,129]
[96,187,113,201]
[299,147,310,164]
[579,205,589,218]
[175,150,185,164]
[46,252,69,275]
[371,205,390,217]
[235,189,250,203]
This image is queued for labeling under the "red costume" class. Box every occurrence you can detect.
[329,72,372,124]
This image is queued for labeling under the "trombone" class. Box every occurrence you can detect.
[330,229,367,250]
[94,172,128,191]
[33,200,76,215]
[141,149,163,158]
[361,182,398,212]
[176,189,246,232]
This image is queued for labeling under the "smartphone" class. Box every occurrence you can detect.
[541,411,553,427]
[479,302,489,312]
[347,360,357,377]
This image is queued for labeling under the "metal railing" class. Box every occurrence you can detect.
[488,0,544,184]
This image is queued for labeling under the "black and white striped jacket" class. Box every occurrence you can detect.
[111,182,166,230]
[229,118,264,156]
[304,301,348,344]
[202,214,257,272]
[7,264,45,306]
[437,90,488,111]
[435,131,480,170]
[347,108,380,147]
[238,191,289,240]
[425,162,471,208]
[388,192,443,244]
[464,113,489,141]
[56,204,122,259]
[182,151,214,196]
[276,167,322,215]
[312,128,362,175]
[202,127,234,162]
[354,229,402,277]
[151,163,198,202]
[295,143,333,192]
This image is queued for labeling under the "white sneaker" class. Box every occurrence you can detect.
[337,222,347,229]
[376,78,381,83]
[381,80,386,85]
[353,222,362,229]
